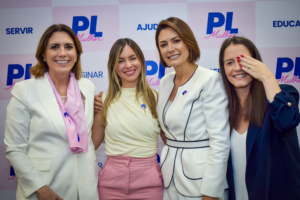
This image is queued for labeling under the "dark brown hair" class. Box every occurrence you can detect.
[219,36,267,131]
[155,17,200,67]
[30,24,83,80]
[101,38,158,127]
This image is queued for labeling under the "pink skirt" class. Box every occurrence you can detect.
[98,154,163,200]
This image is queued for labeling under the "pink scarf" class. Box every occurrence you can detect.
[46,72,88,153]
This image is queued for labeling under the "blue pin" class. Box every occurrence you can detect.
[77,134,80,142]
[182,90,187,95]
[141,104,147,109]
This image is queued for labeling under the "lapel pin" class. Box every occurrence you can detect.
[182,90,187,95]
[141,104,147,109]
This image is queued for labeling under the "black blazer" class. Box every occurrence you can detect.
[227,84,300,200]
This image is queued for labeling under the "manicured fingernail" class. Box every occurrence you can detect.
[241,55,244,57]
[240,66,242,68]
[237,60,241,63]
[236,56,240,59]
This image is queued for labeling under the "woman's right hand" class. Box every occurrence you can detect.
[94,91,103,113]
[239,55,281,102]
[36,185,63,200]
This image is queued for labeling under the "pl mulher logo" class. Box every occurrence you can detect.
[5,64,32,90]
[276,57,300,83]
[145,60,165,87]
[72,16,103,42]
[205,12,238,39]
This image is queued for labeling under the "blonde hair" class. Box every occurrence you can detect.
[30,24,83,80]
[101,38,158,127]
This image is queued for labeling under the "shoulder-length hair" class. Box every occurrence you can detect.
[155,17,200,67]
[30,24,83,80]
[101,38,158,127]
[219,36,267,131]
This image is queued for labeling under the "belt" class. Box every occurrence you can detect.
[166,138,209,149]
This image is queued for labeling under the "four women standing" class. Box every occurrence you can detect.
[4,18,300,200]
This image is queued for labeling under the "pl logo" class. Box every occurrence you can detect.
[205,12,238,39]
[72,16,103,42]
[276,57,300,83]
[145,60,165,86]
[5,64,32,90]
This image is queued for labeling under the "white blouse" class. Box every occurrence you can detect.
[231,128,249,200]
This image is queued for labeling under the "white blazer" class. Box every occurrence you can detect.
[157,66,230,198]
[4,75,99,200]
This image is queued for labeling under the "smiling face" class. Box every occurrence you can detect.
[115,45,141,88]
[43,31,77,77]
[158,27,190,68]
[223,44,253,92]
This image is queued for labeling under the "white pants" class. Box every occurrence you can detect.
[163,179,229,200]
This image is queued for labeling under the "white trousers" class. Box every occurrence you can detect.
[163,179,229,200]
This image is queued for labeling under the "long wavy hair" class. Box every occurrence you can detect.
[101,38,158,127]
[219,36,267,132]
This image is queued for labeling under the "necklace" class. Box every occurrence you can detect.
[57,89,67,96]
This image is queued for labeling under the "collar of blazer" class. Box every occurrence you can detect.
[246,123,260,161]
[36,74,88,142]
[158,66,201,141]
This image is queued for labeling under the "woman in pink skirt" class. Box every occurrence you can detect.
[92,38,163,200]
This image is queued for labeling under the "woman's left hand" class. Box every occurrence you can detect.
[238,55,273,82]
[203,196,218,200]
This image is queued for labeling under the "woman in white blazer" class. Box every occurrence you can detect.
[4,24,99,200]
[155,17,230,200]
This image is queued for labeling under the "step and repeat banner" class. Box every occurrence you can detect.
[0,0,299,199]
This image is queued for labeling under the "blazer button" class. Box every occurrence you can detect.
[288,102,292,106]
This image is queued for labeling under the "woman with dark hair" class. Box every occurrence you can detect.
[4,24,99,200]
[219,36,300,200]
[92,38,163,200]
[155,17,230,200]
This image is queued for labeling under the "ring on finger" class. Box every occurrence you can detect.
[247,65,250,69]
